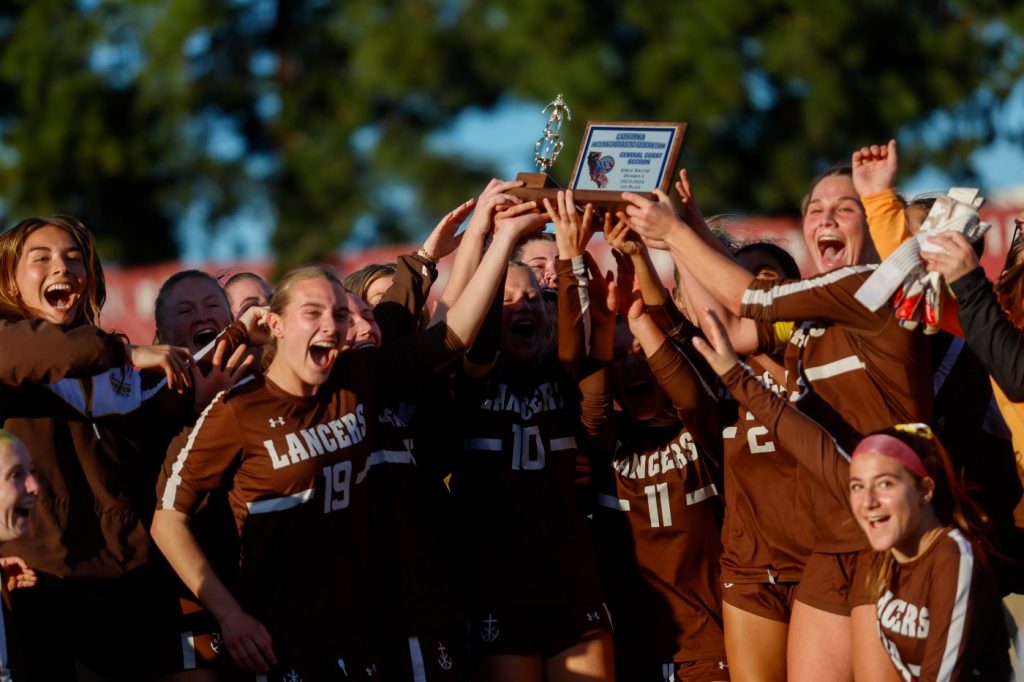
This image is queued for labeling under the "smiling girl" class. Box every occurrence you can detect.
[849,425,1012,681]
[152,201,542,679]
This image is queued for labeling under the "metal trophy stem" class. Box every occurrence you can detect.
[534,94,572,173]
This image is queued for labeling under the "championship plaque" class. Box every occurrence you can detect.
[510,95,687,219]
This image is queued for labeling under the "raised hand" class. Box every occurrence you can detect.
[691,308,740,377]
[621,188,684,245]
[542,189,595,259]
[238,305,270,346]
[493,201,547,244]
[585,253,618,329]
[128,344,193,393]
[604,216,644,257]
[852,139,898,197]
[420,198,477,260]
[465,178,525,238]
[0,556,36,591]
[674,168,710,232]
[920,232,980,284]
[193,340,256,410]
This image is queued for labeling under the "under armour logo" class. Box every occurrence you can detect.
[365,663,377,676]
[718,660,729,670]
[480,614,500,642]
[269,417,285,427]
[437,642,453,670]
[283,670,302,682]
[585,611,600,622]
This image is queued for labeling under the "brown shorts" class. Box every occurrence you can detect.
[471,600,611,657]
[793,550,874,616]
[177,594,227,670]
[721,581,798,623]
[664,658,731,682]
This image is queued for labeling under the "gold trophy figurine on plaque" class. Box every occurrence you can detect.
[510,93,688,220]
[534,94,572,173]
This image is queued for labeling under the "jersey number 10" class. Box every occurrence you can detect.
[511,424,546,471]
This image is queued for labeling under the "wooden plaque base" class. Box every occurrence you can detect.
[508,172,652,224]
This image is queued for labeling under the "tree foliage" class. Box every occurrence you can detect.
[0,0,1021,268]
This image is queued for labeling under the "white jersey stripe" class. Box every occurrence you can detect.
[685,484,719,506]
[937,529,974,682]
[160,389,229,510]
[550,436,577,451]
[465,437,502,451]
[595,494,631,512]
[247,488,314,514]
[572,254,593,357]
[740,265,876,309]
[802,355,867,382]
[355,449,417,484]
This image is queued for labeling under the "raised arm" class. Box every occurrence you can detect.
[926,232,1024,400]
[692,308,849,498]
[852,139,909,261]
[437,201,548,347]
[621,171,762,353]
[433,179,523,316]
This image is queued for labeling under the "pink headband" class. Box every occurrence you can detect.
[852,434,929,479]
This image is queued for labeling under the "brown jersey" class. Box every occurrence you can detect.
[719,355,814,583]
[588,340,726,664]
[157,324,464,666]
[876,528,1011,681]
[741,265,933,447]
[722,363,867,553]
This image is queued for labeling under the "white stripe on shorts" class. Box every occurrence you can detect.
[408,636,427,682]
[180,631,196,670]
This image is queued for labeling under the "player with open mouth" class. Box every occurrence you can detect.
[153,198,543,679]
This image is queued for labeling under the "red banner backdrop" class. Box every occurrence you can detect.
[100,207,1021,344]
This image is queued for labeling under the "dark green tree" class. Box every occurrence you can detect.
[0,0,1021,267]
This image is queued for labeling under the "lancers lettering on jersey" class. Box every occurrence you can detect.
[479,381,564,419]
[877,590,930,639]
[612,430,699,480]
[263,404,367,470]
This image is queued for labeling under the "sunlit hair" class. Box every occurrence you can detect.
[262,264,345,369]
[0,215,105,326]
[996,230,1024,328]
[0,429,26,452]
[222,271,272,296]
[342,263,396,304]
[800,164,855,217]
[511,231,555,263]
[153,270,228,343]
[862,424,991,599]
